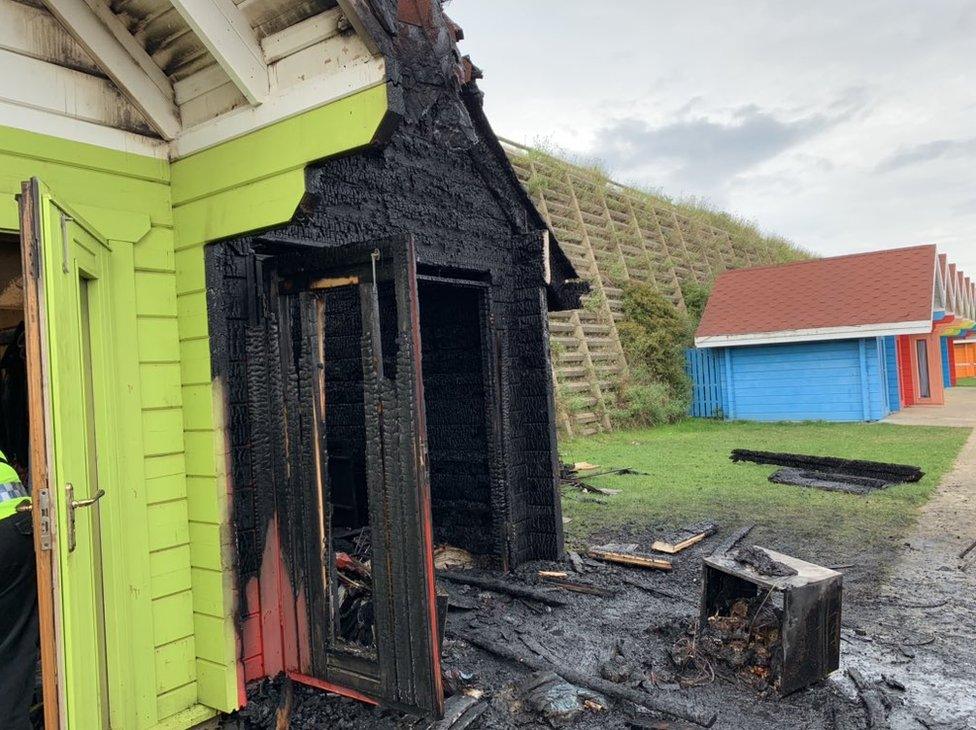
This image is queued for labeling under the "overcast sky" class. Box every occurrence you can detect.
[448,0,976,274]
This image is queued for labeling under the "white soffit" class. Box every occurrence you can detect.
[3,0,383,159]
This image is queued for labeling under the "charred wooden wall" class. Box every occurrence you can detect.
[288,120,561,564]
[208,126,563,577]
[204,6,567,680]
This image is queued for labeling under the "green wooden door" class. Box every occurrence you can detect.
[23,180,127,728]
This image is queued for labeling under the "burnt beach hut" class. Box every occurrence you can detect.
[204,0,585,716]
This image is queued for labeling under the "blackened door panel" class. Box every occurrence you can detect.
[290,236,442,716]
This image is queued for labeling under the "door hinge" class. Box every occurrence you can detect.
[37,488,52,551]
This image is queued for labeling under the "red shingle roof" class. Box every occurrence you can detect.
[696,244,936,343]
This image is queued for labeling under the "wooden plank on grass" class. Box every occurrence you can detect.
[651,524,718,554]
[652,532,708,555]
[587,549,672,571]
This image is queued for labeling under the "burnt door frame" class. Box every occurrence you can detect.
[274,235,444,716]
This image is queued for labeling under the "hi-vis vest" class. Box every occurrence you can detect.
[0,450,27,522]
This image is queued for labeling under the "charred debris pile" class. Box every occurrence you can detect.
[225,515,867,730]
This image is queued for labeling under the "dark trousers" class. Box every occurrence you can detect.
[0,511,38,730]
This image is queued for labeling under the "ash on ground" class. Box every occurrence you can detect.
[219,523,948,730]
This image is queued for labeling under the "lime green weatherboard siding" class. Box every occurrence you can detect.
[0,80,388,727]
[0,129,206,728]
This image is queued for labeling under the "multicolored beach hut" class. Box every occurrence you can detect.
[688,245,972,422]
[940,261,976,382]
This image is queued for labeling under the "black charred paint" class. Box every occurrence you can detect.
[204,0,579,713]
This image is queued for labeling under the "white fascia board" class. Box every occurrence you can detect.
[169,0,269,105]
[42,0,181,140]
[694,319,934,349]
[933,255,945,310]
[171,56,385,159]
[0,99,168,159]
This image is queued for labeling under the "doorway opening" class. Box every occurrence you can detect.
[0,233,28,476]
[417,278,500,558]
[311,274,501,662]
[0,231,40,725]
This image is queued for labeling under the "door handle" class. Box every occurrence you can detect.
[66,483,105,553]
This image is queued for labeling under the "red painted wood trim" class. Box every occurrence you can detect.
[287,672,381,706]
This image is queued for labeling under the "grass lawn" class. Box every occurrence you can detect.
[956,377,976,387]
[558,419,970,552]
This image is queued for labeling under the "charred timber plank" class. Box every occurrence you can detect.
[310,275,359,289]
[652,524,719,555]
[274,676,294,730]
[538,572,617,597]
[434,695,484,729]
[542,579,616,597]
[457,631,717,727]
[959,537,976,560]
[619,576,694,604]
[451,701,488,730]
[730,449,923,483]
[709,524,754,557]
[651,533,707,555]
[846,669,888,729]
[628,716,701,729]
[768,468,881,494]
[437,571,568,606]
[588,549,673,571]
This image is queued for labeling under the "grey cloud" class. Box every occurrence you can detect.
[590,105,838,195]
[877,137,976,172]
[952,196,976,216]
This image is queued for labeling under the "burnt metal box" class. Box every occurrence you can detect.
[700,546,842,695]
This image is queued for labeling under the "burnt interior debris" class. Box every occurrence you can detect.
[700,547,842,696]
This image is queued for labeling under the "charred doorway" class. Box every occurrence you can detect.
[294,267,501,712]
[416,277,503,561]
[209,225,558,717]
[317,274,502,625]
